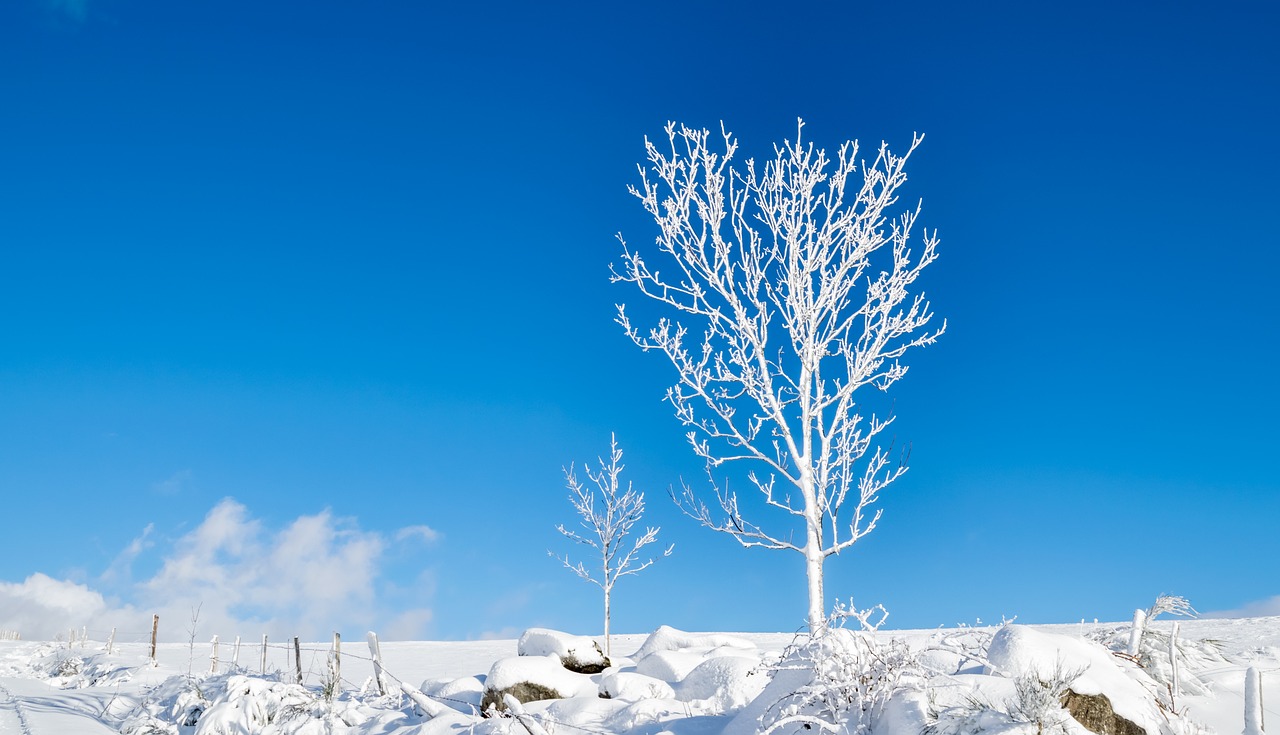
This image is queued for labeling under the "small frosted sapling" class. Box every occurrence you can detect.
[551,434,672,657]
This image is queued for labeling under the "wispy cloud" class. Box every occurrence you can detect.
[395,524,440,544]
[152,470,193,496]
[1203,595,1280,619]
[44,0,90,22]
[99,523,154,585]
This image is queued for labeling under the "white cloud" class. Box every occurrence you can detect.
[395,525,440,544]
[0,499,431,643]
[0,574,111,640]
[139,498,386,640]
[1203,595,1280,619]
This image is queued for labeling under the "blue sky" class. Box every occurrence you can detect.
[0,0,1276,642]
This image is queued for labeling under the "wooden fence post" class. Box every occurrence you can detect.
[232,636,241,669]
[366,631,385,695]
[150,614,159,665]
[1244,667,1265,735]
[210,635,219,674]
[261,635,268,674]
[1168,621,1180,709]
[106,628,116,655]
[1126,608,1145,656]
[332,632,342,692]
[293,636,302,685]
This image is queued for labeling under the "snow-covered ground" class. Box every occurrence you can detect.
[0,616,1274,734]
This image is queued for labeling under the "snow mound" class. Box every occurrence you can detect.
[420,675,484,714]
[675,655,767,713]
[632,625,755,659]
[600,669,676,701]
[517,627,609,672]
[633,648,712,682]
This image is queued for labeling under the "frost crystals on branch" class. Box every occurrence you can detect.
[551,434,672,657]
[614,119,944,630]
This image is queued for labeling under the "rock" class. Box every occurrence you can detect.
[481,654,599,714]
[480,681,563,715]
[518,628,612,674]
[1061,689,1146,735]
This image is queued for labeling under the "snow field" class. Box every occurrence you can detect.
[0,617,1271,735]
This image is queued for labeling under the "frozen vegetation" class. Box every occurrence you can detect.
[0,614,1275,735]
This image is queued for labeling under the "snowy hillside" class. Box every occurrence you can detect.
[0,617,1274,735]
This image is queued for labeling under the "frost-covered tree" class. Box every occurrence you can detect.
[615,120,943,630]
[551,434,671,657]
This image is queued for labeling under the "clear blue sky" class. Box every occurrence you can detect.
[1,0,1276,642]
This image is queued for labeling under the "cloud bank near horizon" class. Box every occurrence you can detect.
[0,499,437,642]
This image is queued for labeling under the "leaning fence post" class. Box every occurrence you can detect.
[106,628,116,655]
[150,614,159,665]
[210,635,219,674]
[1126,608,1146,656]
[367,631,386,695]
[261,635,268,674]
[232,636,241,669]
[1168,621,1180,709]
[293,636,302,685]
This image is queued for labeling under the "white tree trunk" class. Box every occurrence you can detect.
[603,583,612,659]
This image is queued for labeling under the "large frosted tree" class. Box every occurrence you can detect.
[614,120,943,631]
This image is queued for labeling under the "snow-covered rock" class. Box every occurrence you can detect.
[481,654,599,712]
[517,627,610,673]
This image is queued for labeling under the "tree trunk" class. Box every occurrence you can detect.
[805,527,825,631]
[604,586,612,658]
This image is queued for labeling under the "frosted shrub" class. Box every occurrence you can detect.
[1005,661,1086,735]
[760,606,919,735]
[924,659,1083,735]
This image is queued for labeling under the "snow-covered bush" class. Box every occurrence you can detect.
[1004,660,1087,735]
[732,613,920,735]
